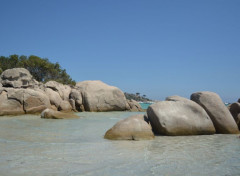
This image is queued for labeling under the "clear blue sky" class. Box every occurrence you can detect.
[0,0,239,102]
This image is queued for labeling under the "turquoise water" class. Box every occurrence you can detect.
[140,103,153,110]
[0,112,240,176]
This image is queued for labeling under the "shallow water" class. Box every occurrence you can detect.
[140,102,152,109]
[0,112,240,176]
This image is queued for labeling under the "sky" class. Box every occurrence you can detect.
[0,0,240,102]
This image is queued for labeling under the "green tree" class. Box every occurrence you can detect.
[0,55,75,85]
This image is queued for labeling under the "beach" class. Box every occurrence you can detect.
[0,112,240,176]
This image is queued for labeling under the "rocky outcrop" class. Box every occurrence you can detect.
[23,89,51,113]
[0,89,25,115]
[45,81,71,101]
[41,108,79,119]
[45,88,62,108]
[0,68,151,116]
[191,91,239,134]
[76,80,129,112]
[1,68,34,88]
[69,88,84,111]
[44,81,73,112]
[228,103,240,129]
[127,99,144,112]
[0,87,51,115]
[104,114,154,140]
[147,100,216,136]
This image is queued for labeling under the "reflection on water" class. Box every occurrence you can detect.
[0,112,240,176]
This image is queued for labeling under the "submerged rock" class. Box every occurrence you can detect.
[1,68,33,88]
[76,80,129,112]
[41,108,79,119]
[104,114,154,140]
[147,99,216,136]
[191,91,239,134]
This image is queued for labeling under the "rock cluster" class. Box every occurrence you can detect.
[105,92,239,140]
[191,92,239,134]
[0,68,142,116]
[2,68,239,141]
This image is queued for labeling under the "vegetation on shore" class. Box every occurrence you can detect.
[124,92,152,102]
[0,55,76,85]
[0,55,151,101]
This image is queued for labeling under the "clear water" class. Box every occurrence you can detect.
[0,112,240,176]
[140,103,152,110]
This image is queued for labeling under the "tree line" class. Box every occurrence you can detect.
[124,92,152,102]
[0,55,76,85]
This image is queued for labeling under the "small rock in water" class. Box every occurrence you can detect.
[41,108,79,119]
[104,114,154,140]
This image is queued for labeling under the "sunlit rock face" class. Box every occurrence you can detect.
[0,88,51,115]
[147,99,216,136]
[191,91,239,134]
[1,68,33,88]
[104,114,154,140]
[76,80,129,112]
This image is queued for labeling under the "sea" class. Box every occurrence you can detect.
[139,102,153,110]
[0,112,240,176]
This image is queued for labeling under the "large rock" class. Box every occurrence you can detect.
[104,114,154,140]
[147,100,216,136]
[1,68,33,88]
[23,89,51,113]
[45,81,71,101]
[0,88,51,115]
[0,89,24,115]
[166,95,194,103]
[41,108,79,119]
[191,91,239,134]
[127,99,144,112]
[76,80,129,112]
[228,103,240,129]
